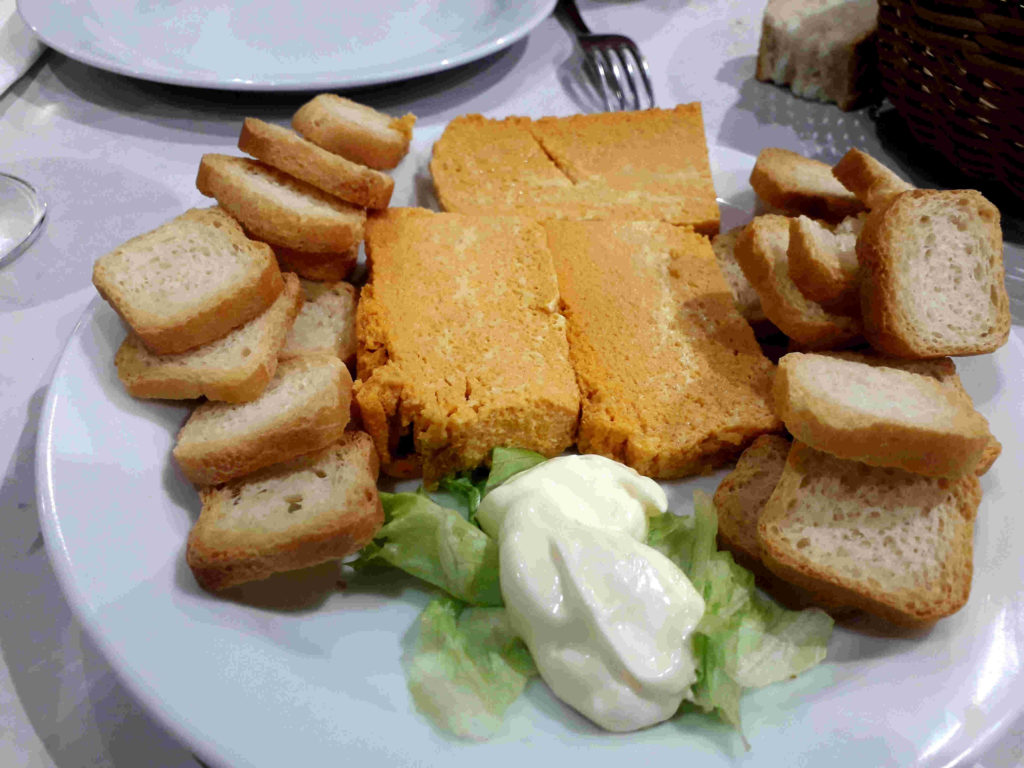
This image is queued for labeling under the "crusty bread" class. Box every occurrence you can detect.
[430,106,721,235]
[545,219,781,478]
[355,209,580,485]
[749,147,865,223]
[710,225,771,333]
[238,118,394,209]
[115,272,302,402]
[787,214,863,307]
[857,188,1010,357]
[714,434,793,576]
[734,214,862,348]
[757,441,980,626]
[92,207,283,355]
[173,353,352,486]
[196,154,366,254]
[756,0,880,111]
[270,243,359,283]
[186,432,382,591]
[832,147,914,210]
[291,94,415,170]
[773,351,993,477]
[280,280,357,368]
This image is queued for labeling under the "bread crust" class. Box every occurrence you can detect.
[734,214,862,348]
[173,354,352,486]
[292,94,415,170]
[92,207,284,355]
[773,351,993,477]
[115,272,303,402]
[749,148,864,223]
[239,118,393,209]
[196,154,366,254]
[832,148,914,210]
[857,189,1010,357]
[187,432,382,591]
[271,243,359,282]
[787,214,861,308]
[757,441,979,626]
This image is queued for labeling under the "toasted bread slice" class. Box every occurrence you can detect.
[545,219,781,478]
[773,351,993,477]
[173,353,352,487]
[270,243,359,282]
[92,207,283,355]
[291,94,415,170]
[734,214,861,348]
[196,154,366,254]
[757,441,980,626]
[238,118,393,209]
[756,0,880,110]
[710,225,771,333]
[280,280,358,368]
[832,148,914,210]
[749,147,864,223]
[115,272,302,402]
[857,188,1010,357]
[186,432,382,591]
[787,214,863,307]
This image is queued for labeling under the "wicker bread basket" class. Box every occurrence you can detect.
[876,0,1024,199]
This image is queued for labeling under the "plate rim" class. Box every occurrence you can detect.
[16,0,557,91]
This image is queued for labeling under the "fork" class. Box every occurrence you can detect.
[554,0,655,112]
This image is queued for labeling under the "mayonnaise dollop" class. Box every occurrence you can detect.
[476,455,705,732]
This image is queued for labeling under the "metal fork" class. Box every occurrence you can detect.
[554,0,655,112]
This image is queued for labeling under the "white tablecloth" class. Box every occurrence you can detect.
[1,2,1021,766]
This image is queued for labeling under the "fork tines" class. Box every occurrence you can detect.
[581,35,655,112]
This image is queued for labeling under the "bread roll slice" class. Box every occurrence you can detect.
[832,148,914,210]
[238,118,394,209]
[734,214,861,348]
[196,154,366,254]
[173,353,352,486]
[857,188,1010,357]
[749,147,864,223]
[269,243,359,283]
[187,432,382,591]
[280,280,358,368]
[115,272,302,403]
[92,206,283,355]
[757,441,980,626]
[710,225,771,333]
[774,351,993,477]
[292,94,415,170]
[787,214,863,307]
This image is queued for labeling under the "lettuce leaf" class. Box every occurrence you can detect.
[484,446,547,494]
[406,596,537,740]
[647,490,833,739]
[355,491,502,606]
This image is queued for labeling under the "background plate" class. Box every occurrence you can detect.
[17,0,555,90]
[36,140,1024,768]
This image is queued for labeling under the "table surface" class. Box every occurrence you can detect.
[2,2,1022,766]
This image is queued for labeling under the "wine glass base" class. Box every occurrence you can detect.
[0,173,47,267]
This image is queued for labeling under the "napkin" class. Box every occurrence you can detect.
[0,0,44,97]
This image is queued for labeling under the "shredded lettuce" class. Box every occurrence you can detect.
[648,490,833,740]
[406,596,537,740]
[357,452,833,744]
[354,491,502,606]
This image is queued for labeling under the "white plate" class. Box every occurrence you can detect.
[17,0,555,91]
[37,141,1024,768]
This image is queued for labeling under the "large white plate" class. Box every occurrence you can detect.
[17,0,555,91]
[37,141,1024,768]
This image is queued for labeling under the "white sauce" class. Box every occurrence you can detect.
[476,455,705,732]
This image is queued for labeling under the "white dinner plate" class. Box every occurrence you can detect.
[17,0,555,91]
[37,136,1024,768]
